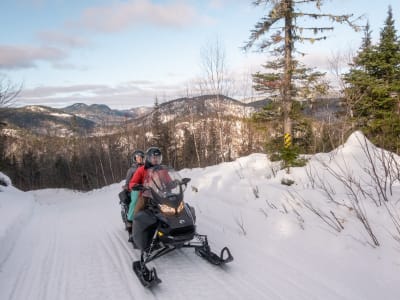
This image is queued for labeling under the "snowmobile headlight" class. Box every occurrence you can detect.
[159,204,175,215]
[159,201,185,215]
[176,201,185,214]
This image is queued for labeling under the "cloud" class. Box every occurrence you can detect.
[0,45,67,70]
[19,84,110,98]
[37,31,90,48]
[300,52,331,69]
[74,0,201,33]
[16,80,189,109]
[208,0,227,9]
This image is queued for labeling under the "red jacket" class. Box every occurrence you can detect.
[128,165,173,192]
[128,165,147,191]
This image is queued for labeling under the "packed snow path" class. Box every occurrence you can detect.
[0,185,348,300]
[1,186,265,300]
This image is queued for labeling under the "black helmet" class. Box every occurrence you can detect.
[131,149,144,164]
[145,147,162,166]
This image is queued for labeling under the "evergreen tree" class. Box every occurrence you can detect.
[21,150,41,190]
[344,7,400,152]
[150,97,171,164]
[244,0,360,165]
[181,127,197,167]
[150,97,162,145]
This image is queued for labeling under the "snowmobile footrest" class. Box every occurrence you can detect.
[132,261,161,288]
[195,246,234,265]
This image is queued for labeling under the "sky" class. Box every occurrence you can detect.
[0,131,400,299]
[1,0,400,109]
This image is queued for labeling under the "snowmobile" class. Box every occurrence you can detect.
[130,165,233,288]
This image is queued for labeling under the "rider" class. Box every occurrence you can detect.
[128,147,163,216]
[124,149,145,235]
[124,149,145,189]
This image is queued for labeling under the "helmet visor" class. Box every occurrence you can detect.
[135,154,144,162]
[149,154,162,165]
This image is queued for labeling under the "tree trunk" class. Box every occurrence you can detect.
[283,0,293,146]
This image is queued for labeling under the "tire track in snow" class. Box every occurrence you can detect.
[0,192,36,270]
[150,250,238,300]
[179,249,272,299]
[4,198,73,300]
[100,228,155,299]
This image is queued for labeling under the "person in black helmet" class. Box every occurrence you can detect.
[126,147,164,244]
[128,147,163,213]
[124,149,144,235]
[123,150,145,190]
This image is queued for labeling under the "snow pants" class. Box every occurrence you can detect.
[127,190,139,221]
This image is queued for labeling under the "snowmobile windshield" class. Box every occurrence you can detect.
[143,165,182,199]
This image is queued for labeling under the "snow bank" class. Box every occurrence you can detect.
[0,172,35,265]
[0,172,12,188]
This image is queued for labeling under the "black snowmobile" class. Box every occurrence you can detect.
[130,165,233,288]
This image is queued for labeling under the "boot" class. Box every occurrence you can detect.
[126,220,132,232]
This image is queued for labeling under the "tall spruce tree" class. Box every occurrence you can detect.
[150,97,171,164]
[344,7,400,152]
[244,0,360,163]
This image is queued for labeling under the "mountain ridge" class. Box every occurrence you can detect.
[0,95,269,137]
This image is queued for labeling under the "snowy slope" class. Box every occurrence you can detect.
[0,132,399,300]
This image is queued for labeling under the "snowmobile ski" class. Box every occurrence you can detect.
[132,261,161,288]
[195,246,234,265]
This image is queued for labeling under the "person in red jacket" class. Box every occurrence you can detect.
[128,146,163,216]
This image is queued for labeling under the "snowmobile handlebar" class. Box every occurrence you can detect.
[132,178,191,191]
[132,184,147,191]
[181,177,191,186]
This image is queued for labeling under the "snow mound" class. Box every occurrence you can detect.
[0,172,35,266]
[0,172,12,189]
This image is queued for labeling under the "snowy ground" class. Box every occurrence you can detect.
[1,132,400,300]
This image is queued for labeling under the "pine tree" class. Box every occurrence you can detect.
[150,97,162,145]
[244,0,360,163]
[149,97,171,164]
[344,7,400,152]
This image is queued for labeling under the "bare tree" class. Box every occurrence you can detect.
[0,76,20,107]
[0,76,22,126]
[199,37,233,162]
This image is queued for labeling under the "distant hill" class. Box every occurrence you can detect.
[62,103,152,124]
[0,95,343,138]
[0,105,96,136]
[128,94,268,126]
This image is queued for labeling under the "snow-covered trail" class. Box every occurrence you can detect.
[0,181,396,300]
[0,187,146,300]
[0,186,237,300]
[1,185,261,300]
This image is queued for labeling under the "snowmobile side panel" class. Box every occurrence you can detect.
[132,211,158,250]
[119,190,130,205]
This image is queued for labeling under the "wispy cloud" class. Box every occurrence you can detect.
[73,0,202,33]
[51,62,88,70]
[16,80,186,108]
[37,31,90,48]
[208,0,226,9]
[19,84,112,99]
[0,45,67,69]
